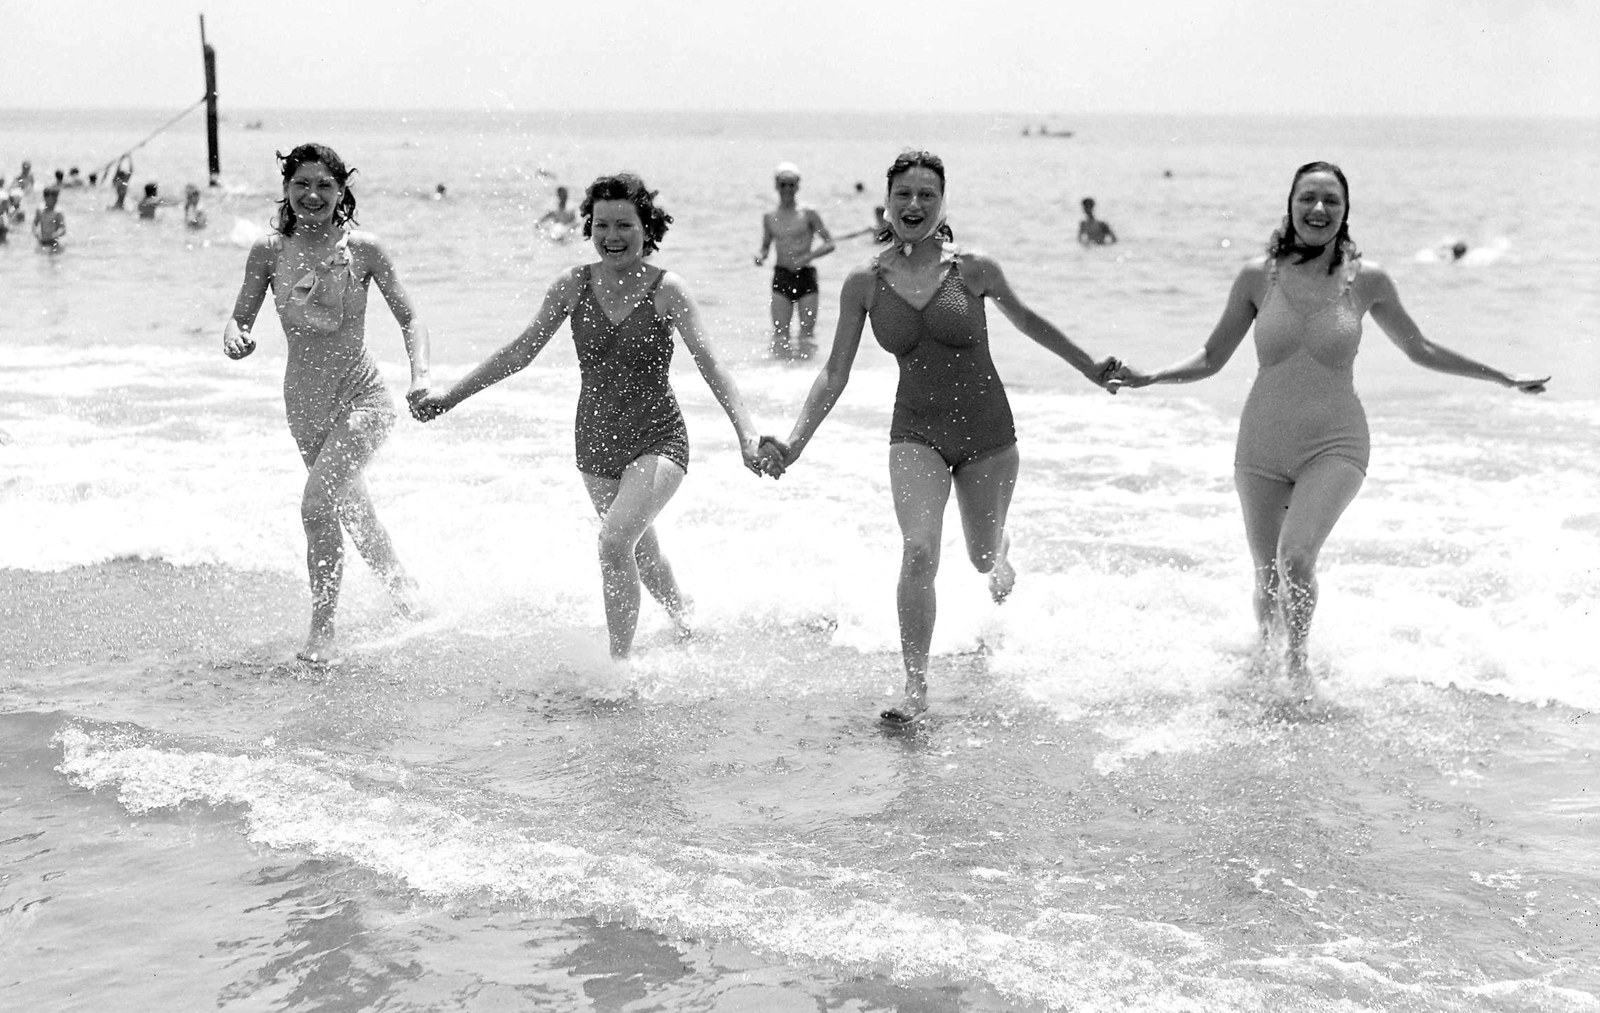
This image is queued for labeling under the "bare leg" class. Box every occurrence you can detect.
[888,443,954,721]
[581,456,686,658]
[1275,458,1365,679]
[583,472,692,637]
[793,292,821,359]
[769,292,796,359]
[336,474,423,617]
[951,445,1020,603]
[1235,469,1295,653]
[298,411,392,662]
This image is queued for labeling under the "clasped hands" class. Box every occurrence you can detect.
[743,436,793,480]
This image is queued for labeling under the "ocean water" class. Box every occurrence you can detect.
[2,108,1598,1011]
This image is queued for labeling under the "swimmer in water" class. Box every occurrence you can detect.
[32,185,66,252]
[222,142,433,664]
[755,163,835,360]
[1077,197,1117,246]
[1110,161,1548,682]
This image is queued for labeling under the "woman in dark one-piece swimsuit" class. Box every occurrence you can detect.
[766,150,1121,728]
[410,173,768,660]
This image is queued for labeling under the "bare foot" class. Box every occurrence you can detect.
[670,594,695,642]
[296,625,340,666]
[379,573,430,621]
[880,675,928,729]
[987,533,1016,604]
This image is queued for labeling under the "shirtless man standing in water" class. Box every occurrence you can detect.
[755,163,835,360]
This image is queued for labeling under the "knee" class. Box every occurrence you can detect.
[1276,545,1318,586]
[901,535,941,578]
[597,527,639,569]
[301,485,340,531]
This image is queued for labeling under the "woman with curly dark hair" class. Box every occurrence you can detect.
[222,142,433,664]
[410,172,767,659]
[764,150,1121,728]
[1112,161,1547,679]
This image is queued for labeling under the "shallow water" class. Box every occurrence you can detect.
[3,109,1598,1010]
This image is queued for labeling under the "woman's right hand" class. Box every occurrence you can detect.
[407,388,452,422]
[222,329,256,360]
[1105,362,1155,392]
[757,436,794,478]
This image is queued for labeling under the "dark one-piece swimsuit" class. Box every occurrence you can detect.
[868,257,1017,468]
[569,264,690,480]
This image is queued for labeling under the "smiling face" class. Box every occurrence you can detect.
[886,165,944,244]
[589,198,646,267]
[284,161,344,229]
[1289,169,1346,247]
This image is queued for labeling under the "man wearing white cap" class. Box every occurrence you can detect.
[755,162,835,359]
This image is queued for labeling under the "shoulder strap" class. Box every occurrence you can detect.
[646,267,667,295]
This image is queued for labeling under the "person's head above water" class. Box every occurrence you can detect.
[876,149,954,246]
[274,142,358,236]
[1081,197,1096,214]
[579,172,672,255]
[774,162,801,194]
[1267,160,1358,275]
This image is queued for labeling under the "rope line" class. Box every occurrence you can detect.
[96,95,209,179]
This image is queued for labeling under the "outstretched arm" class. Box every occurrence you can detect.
[657,273,763,471]
[796,211,836,267]
[779,267,872,463]
[1115,263,1260,388]
[1366,266,1548,393]
[411,271,575,420]
[362,235,431,395]
[222,237,275,359]
[966,253,1117,386]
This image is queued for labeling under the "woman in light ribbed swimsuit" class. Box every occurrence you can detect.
[223,143,433,664]
[767,150,1120,728]
[410,173,766,660]
[1114,162,1547,679]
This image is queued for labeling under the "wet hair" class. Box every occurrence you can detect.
[1081,197,1096,213]
[143,182,158,197]
[876,149,955,244]
[580,173,672,254]
[273,142,358,236]
[1266,160,1359,275]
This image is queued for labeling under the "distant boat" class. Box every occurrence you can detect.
[243,120,263,131]
[1022,124,1074,138]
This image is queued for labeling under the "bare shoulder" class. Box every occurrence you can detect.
[955,248,1005,290]
[548,264,588,303]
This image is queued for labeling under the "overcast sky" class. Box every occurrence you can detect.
[3,0,1596,117]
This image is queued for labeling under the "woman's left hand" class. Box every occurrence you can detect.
[1506,374,1550,394]
[1089,356,1123,393]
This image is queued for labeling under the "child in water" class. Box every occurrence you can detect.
[32,185,66,251]
[137,182,164,221]
[183,184,208,229]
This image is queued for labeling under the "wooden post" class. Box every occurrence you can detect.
[200,15,220,186]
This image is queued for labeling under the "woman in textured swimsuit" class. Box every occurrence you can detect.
[1113,161,1548,679]
[410,173,766,660]
[766,150,1119,727]
[223,142,432,664]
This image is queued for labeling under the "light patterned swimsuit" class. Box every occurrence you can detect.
[1235,258,1369,482]
[268,231,394,463]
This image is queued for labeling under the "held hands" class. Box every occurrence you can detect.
[1505,374,1550,395]
[1089,356,1123,394]
[752,435,794,479]
[1104,361,1156,393]
[407,387,453,423]
[222,330,256,360]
